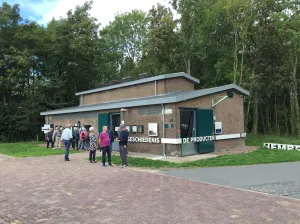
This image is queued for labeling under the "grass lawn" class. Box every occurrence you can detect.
[246,134,300,146]
[96,148,300,169]
[0,142,81,157]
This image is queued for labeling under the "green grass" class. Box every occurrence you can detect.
[96,148,300,169]
[246,134,300,146]
[0,142,81,157]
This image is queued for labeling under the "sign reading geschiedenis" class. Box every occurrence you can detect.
[264,143,300,151]
[128,136,215,144]
[129,137,161,144]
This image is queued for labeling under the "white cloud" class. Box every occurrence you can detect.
[35,0,171,27]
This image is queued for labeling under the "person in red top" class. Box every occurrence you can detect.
[80,128,88,151]
[98,126,112,167]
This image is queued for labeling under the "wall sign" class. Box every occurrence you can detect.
[182,136,214,143]
[128,137,160,144]
[128,136,215,144]
[137,125,144,133]
[41,124,50,134]
[264,143,300,151]
[131,125,137,133]
[148,123,158,136]
[215,122,222,134]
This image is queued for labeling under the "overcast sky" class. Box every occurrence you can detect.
[4,0,171,27]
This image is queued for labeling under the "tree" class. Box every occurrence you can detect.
[140,4,183,74]
[100,10,147,78]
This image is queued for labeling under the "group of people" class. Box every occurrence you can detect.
[46,124,129,168]
[46,126,91,151]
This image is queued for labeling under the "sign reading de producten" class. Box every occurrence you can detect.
[128,136,214,144]
[264,143,300,151]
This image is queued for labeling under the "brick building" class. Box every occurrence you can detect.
[40,72,249,156]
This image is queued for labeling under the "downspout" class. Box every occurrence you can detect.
[155,81,157,96]
[162,104,166,157]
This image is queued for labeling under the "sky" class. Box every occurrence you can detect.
[4,0,170,27]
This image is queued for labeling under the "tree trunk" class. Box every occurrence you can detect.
[290,89,296,135]
[252,91,258,135]
[233,28,238,84]
[186,57,191,75]
[239,43,245,85]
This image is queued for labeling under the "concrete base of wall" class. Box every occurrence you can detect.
[214,138,245,152]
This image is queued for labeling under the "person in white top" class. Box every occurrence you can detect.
[61,124,73,161]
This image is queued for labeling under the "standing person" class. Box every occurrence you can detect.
[116,124,129,168]
[107,125,114,152]
[72,127,80,150]
[54,128,62,149]
[89,127,97,163]
[61,124,72,161]
[46,128,54,149]
[98,126,112,167]
[80,128,88,150]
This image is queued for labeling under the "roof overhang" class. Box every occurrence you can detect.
[41,84,249,116]
[75,72,200,96]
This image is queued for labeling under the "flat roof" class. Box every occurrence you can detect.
[75,72,200,96]
[41,84,249,116]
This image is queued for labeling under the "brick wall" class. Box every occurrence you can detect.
[176,90,245,152]
[47,90,245,155]
[82,77,195,105]
[123,104,178,155]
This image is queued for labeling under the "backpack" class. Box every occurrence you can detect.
[81,131,86,140]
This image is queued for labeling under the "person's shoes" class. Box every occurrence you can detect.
[123,165,127,168]
[52,148,55,150]
[102,163,106,167]
[109,163,113,167]
[65,159,71,161]
[90,161,93,163]
[119,164,124,168]
[93,161,97,163]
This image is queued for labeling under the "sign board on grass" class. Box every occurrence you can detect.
[264,143,300,151]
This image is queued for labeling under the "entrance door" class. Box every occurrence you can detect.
[180,109,197,156]
[110,113,121,151]
[98,113,110,133]
[196,109,214,154]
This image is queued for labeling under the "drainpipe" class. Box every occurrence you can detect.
[161,104,166,157]
[155,81,157,96]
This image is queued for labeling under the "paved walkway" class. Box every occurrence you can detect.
[1,153,300,223]
[161,162,300,200]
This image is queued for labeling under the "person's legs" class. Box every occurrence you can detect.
[64,140,70,161]
[102,148,107,165]
[107,146,112,165]
[124,146,128,166]
[58,138,61,149]
[76,140,79,150]
[51,140,54,149]
[46,140,50,148]
[93,150,96,162]
[55,137,58,148]
[82,140,86,150]
[119,145,125,166]
[89,150,93,162]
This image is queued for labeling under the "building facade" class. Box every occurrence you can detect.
[41,72,249,156]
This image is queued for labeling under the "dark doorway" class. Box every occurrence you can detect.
[110,113,121,151]
[180,109,197,156]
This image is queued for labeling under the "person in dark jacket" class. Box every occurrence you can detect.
[72,127,80,150]
[107,125,114,152]
[46,128,54,149]
[116,124,129,168]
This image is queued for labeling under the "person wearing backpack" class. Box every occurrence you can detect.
[80,128,88,150]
